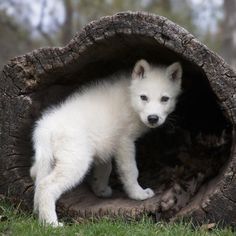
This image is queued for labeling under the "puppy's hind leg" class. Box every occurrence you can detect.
[89,159,112,198]
[32,148,54,214]
[35,142,93,227]
[30,163,37,181]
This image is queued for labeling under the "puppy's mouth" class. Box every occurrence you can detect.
[144,122,160,129]
[143,118,166,129]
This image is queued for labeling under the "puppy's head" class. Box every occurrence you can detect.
[130,59,182,128]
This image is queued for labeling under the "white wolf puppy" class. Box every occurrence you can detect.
[30,59,182,226]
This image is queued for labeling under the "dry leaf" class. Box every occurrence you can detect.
[200,223,216,231]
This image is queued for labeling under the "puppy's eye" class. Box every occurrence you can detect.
[161,96,169,102]
[140,95,148,101]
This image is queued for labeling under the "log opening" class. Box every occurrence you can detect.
[1,11,236,225]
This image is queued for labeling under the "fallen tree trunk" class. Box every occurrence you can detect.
[1,11,236,226]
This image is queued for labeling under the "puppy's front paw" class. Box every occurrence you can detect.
[128,187,155,201]
[93,186,113,198]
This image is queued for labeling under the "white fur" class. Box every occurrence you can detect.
[30,59,182,226]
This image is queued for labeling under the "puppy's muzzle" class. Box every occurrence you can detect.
[147,115,159,125]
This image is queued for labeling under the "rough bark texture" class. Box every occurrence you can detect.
[1,11,236,225]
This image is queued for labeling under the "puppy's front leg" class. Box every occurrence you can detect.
[115,138,154,200]
[89,160,113,198]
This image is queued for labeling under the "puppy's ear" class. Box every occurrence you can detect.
[166,62,182,82]
[132,59,150,80]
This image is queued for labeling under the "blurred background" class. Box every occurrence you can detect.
[0,0,235,70]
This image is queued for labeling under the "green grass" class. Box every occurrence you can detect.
[0,201,234,236]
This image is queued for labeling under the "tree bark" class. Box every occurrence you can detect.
[0,11,236,226]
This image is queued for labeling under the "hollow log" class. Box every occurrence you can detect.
[1,11,236,225]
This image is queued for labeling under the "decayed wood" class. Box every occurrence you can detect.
[1,11,236,225]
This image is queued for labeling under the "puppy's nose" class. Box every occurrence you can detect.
[147,115,159,125]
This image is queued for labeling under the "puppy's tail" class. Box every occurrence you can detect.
[30,129,54,185]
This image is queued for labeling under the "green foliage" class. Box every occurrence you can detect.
[0,201,234,236]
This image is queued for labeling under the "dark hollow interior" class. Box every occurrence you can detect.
[27,35,232,220]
